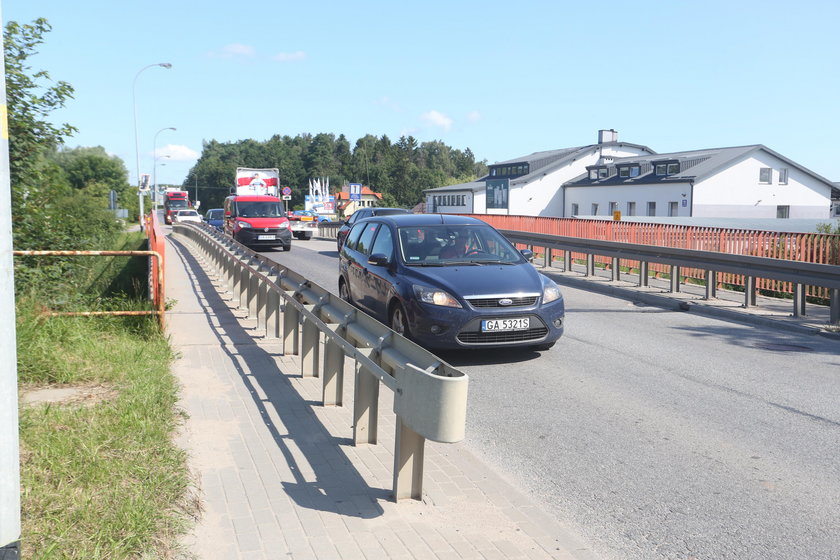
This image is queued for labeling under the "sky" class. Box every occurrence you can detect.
[3,0,840,192]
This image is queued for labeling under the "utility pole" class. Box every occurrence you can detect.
[0,4,22,556]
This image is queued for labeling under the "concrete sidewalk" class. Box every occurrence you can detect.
[167,234,595,560]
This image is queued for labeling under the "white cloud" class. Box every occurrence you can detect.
[156,144,200,162]
[273,51,306,62]
[209,43,256,59]
[421,110,454,131]
[467,110,481,123]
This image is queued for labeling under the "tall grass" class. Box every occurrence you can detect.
[16,233,195,559]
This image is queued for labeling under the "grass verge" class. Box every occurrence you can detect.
[16,255,195,558]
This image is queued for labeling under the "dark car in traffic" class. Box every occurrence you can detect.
[336,207,410,251]
[338,214,565,350]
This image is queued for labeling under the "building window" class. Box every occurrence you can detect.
[668,201,678,216]
[490,168,496,177]
[759,167,772,183]
[647,201,656,216]
[779,168,788,184]
[667,163,679,174]
[589,169,598,180]
[598,168,608,178]
[630,166,640,177]
[655,164,667,176]
[627,201,636,216]
[592,203,599,215]
[571,203,579,216]
[777,205,790,219]
[619,167,630,178]
[609,201,618,214]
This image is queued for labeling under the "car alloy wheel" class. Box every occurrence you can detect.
[389,303,410,338]
[339,280,351,303]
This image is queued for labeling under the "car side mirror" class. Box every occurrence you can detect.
[520,249,534,262]
[367,253,390,267]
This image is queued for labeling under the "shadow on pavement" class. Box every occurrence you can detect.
[169,236,389,519]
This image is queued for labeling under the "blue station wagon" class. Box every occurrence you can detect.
[338,214,565,350]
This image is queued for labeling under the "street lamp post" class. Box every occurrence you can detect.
[153,155,171,209]
[132,62,172,232]
[152,127,175,211]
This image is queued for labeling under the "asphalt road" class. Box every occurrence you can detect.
[259,237,840,560]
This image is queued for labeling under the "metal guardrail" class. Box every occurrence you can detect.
[317,221,341,241]
[172,223,469,501]
[500,230,840,325]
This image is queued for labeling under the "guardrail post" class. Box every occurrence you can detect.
[669,266,680,293]
[544,247,553,269]
[230,258,242,306]
[639,261,649,287]
[353,350,379,445]
[247,263,260,320]
[283,296,299,355]
[255,265,269,332]
[564,250,572,272]
[830,289,839,325]
[393,417,425,501]
[585,254,594,276]
[611,257,620,281]
[793,284,806,317]
[744,276,756,308]
[705,270,717,299]
[322,332,344,406]
[300,309,320,378]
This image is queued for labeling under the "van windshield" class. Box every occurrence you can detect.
[236,201,284,218]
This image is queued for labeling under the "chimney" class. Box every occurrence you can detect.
[598,129,618,144]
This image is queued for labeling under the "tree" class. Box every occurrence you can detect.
[4,19,76,200]
[51,146,130,202]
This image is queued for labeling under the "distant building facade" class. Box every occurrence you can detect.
[424,131,835,220]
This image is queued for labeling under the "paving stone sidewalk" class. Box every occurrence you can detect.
[167,234,595,560]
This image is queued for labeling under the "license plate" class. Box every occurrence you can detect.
[481,318,529,332]
[257,234,275,240]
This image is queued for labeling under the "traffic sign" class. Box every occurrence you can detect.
[282,195,292,200]
[282,186,292,196]
[349,183,362,201]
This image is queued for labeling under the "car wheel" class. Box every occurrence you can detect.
[338,279,352,303]
[389,303,410,338]
[283,243,292,252]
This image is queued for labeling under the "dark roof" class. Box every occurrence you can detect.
[423,141,655,195]
[566,145,836,190]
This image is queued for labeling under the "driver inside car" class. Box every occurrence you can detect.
[440,231,471,259]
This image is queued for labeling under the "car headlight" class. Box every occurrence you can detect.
[236,221,251,229]
[413,285,462,308]
[541,275,563,304]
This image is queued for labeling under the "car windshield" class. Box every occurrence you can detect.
[398,225,522,265]
[236,201,284,218]
[168,199,188,209]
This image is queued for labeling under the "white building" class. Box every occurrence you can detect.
[425,131,836,220]
[424,130,653,217]
[565,145,835,219]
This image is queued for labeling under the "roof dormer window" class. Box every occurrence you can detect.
[654,161,680,176]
